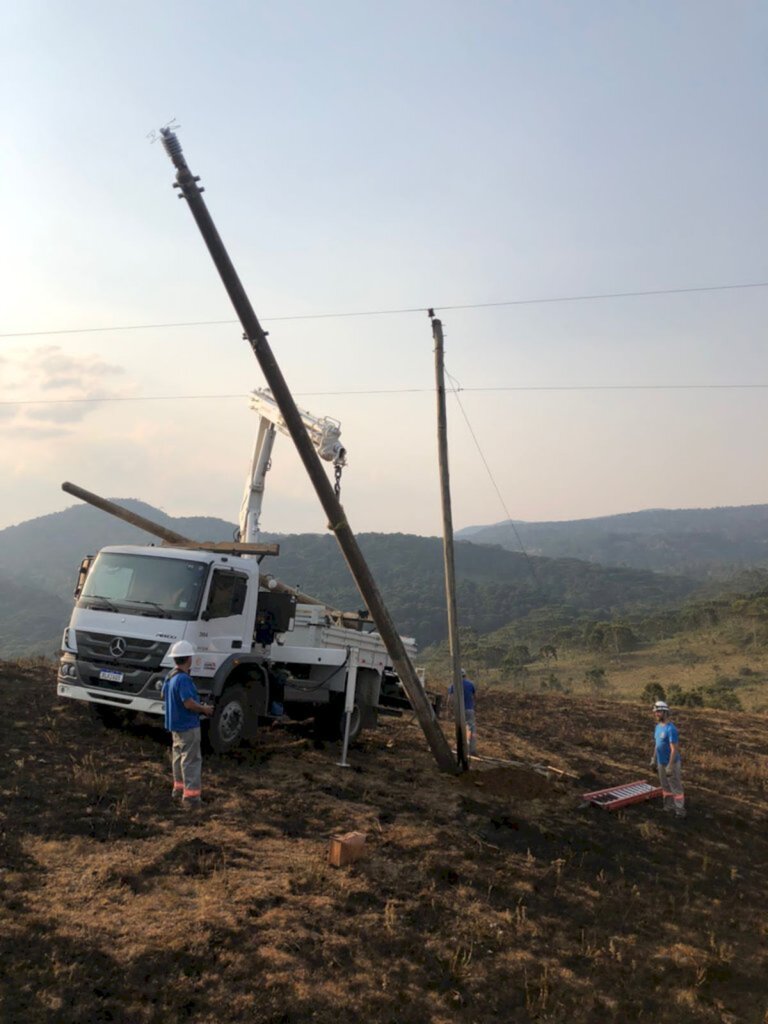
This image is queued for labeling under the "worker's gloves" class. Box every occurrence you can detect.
[649,758,657,769]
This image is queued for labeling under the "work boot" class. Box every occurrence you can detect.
[182,797,202,811]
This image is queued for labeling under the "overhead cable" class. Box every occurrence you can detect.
[1,279,767,340]
[444,368,539,585]
[4,381,768,407]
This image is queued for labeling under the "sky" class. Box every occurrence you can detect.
[1,1,767,538]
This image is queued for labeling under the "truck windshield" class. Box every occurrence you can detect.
[78,553,209,621]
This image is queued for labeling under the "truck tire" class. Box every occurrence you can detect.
[89,702,125,728]
[315,698,365,743]
[341,700,364,743]
[209,685,251,754]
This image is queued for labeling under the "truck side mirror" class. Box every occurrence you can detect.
[74,555,94,598]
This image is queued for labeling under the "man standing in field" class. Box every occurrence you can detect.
[449,669,478,756]
[162,640,214,810]
[650,699,686,818]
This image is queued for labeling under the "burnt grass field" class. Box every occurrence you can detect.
[2,661,768,1023]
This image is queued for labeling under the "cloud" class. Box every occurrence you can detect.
[26,404,95,424]
[2,423,72,439]
[0,345,133,439]
[36,349,125,391]
[41,375,81,390]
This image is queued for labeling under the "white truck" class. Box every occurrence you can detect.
[56,390,420,753]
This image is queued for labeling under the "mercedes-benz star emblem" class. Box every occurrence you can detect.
[109,637,127,658]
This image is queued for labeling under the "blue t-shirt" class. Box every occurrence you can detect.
[655,721,680,766]
[162,670,201,732]
[448,677,476,711]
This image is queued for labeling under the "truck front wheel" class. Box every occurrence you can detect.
[89,702,127,728]
[209,685,251,754]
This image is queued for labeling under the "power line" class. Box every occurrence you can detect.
[1,279,767,340]
[4,381,768,407]
[444,368,539,585]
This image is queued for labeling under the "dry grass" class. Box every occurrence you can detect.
[1,660,767,1023]
[477,632,768,713]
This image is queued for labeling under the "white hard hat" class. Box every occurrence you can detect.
[169,640,195,660]
[653,700,670,712]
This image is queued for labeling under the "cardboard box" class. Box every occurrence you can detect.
[328,831,367,868]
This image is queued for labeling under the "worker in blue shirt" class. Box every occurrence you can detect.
[162,640,213,809]
[448,669,477,756]
[650,699,686,818]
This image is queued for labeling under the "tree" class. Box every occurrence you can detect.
[641,681,666,704]
[585,667,608,693]
[501,644,532,671]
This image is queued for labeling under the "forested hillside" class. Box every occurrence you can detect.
[458,504,768,575]
[0,575,71,658]
[0,502,699,656]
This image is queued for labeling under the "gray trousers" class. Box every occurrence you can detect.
[465,708,477,755]
[172,727,202,800]
[657,760,685,816]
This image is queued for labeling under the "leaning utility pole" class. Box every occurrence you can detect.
[430,313,468,770]
[158,128,455,773]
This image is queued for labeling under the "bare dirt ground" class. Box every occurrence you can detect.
[2,661,768,1024]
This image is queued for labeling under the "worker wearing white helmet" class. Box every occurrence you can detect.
[161,640,213,809]
[650,699,686,818]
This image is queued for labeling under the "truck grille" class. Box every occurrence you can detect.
[75,631,170,671]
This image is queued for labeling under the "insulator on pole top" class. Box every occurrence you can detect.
[160,127,184,166]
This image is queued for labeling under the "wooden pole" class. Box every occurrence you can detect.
[158,128,456,773]
[431,315,468,770]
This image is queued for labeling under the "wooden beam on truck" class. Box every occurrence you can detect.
[61,481,328,609]
[161,540,280,556]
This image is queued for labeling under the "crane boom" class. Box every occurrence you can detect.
[239,389,347,545]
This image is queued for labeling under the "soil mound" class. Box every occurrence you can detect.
[459,764,556,801]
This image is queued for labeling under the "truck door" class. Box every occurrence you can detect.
[198,569,249,655]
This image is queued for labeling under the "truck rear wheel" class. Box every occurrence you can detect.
[315,698,365,743]
[341,701,364,743]
[209,685,251,754]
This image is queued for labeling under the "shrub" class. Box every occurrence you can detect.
[541,672,565,693]
[703,687,742,711]
[641,681,666,704]
[585,667,609,693]
[678,688,705,708]
[666,684,684,704]
[666,684,703,708]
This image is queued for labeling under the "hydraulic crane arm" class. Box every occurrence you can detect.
[239,388,347,545]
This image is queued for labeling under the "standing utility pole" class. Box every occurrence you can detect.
[430,314,468,770]
[158,128,455,774]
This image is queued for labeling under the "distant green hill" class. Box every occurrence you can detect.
[0,500,238,600]
[0,575,71,659]
[0,500,700,656]
[456,505,768,576]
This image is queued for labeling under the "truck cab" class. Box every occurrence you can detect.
[58,545,261,717]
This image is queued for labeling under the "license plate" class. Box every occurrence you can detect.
[99,670,124,684]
